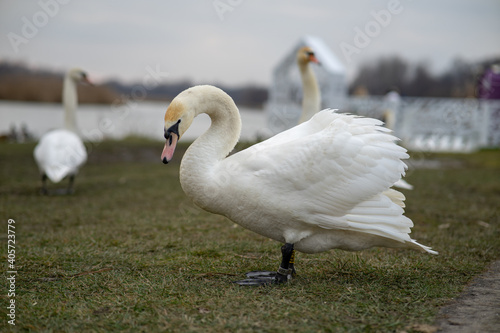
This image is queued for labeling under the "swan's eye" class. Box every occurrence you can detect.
[165,119,181,143]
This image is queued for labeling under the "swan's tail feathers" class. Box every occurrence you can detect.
[408,239,438,255]
[312,191,438,254]
[45,164,73,183]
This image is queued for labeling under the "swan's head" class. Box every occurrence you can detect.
[67,68,92,85]
[161,94,195,164]
[296,46,320,66]
[161,85,238,164]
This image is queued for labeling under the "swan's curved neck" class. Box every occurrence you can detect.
[179,87,242,206]
[63,75,78,132]
[298,62,321,123]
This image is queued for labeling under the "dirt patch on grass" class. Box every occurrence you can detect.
[435,260,500,332]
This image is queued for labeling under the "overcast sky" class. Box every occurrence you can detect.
[1,0,499,86]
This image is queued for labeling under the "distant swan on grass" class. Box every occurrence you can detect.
[34,68,91,194]
[161,85,437,285]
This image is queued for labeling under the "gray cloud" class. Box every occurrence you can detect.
[1,0,499,85]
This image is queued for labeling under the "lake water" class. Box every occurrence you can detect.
[0,100,268,142]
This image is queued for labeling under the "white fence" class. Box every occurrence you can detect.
[267,96,500,152]
[330,97,500,153]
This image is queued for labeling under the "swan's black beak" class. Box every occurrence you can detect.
[161,120,181,164]
[81,72,94,86]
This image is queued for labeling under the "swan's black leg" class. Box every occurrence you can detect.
[288,245,297,277]
[66,175,75,194]
[234,243,296,286]
[40,174,48,195]
[275,243,295,283]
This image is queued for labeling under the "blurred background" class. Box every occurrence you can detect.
[1,0,499,146]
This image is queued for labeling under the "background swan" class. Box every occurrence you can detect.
[296,46,321,124]
[33,68,90,194]
[382,108,414,190]
[161,85,437,285]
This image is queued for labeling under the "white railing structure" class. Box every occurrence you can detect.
[342,97,500,152]
[267,96,500,153]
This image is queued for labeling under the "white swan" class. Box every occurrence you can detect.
[34,68,90,194]
[161,85,437,285]
[296,46,321,124]
[383,110,413,190]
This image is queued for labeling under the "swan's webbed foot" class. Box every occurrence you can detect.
[234,271,280,286]
[234,243,296,286]
[54,188,74,195]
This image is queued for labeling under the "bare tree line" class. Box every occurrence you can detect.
[349,56,499,97]
[0,62,268,108]
[1,56,498,107]
[0,62,117,104]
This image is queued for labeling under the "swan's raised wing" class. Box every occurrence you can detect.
[220,109,412,241]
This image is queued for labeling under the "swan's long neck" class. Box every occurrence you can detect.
[298,62,321,124]
[63,75,78,132]
[179,87,242,209]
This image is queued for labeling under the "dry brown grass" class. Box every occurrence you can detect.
[0,74,118,104]
[0,140,499,332]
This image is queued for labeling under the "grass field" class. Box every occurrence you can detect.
[1,139,499,332]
